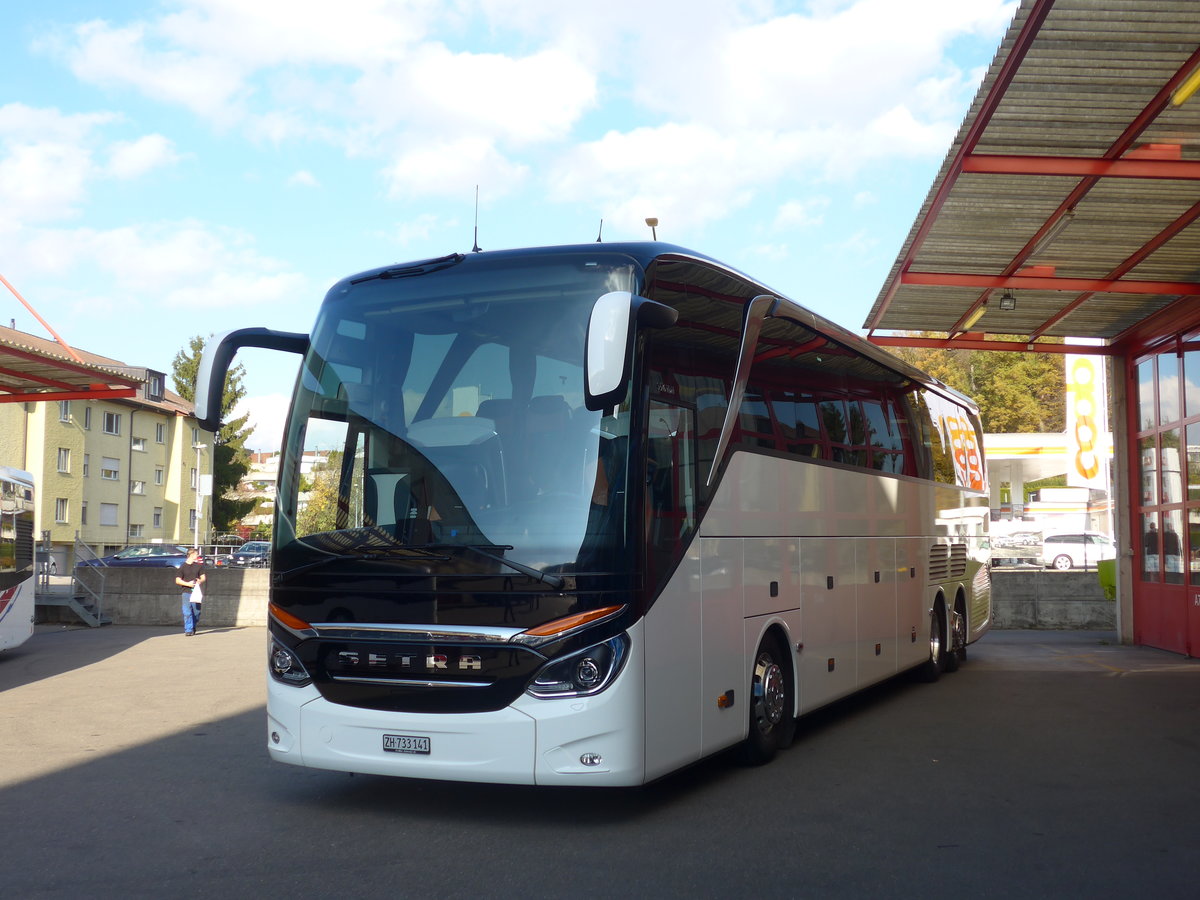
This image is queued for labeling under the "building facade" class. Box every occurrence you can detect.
[0,327,213,570]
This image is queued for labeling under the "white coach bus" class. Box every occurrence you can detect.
[197,242,990,786]
[0,466,37,652]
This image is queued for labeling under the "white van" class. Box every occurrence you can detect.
[1041,532,1116,570]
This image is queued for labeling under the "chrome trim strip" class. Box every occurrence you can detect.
[707,293,777,486]
[508,608,626,649]
[310,623,523,643]
[328,676,492,688]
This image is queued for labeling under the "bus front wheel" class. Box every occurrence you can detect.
[738,634,795,766]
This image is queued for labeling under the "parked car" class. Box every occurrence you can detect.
[1041,532,1116,570]
[76,545,192,568]
[229,541,270,567]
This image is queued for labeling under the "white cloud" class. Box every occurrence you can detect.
[156,0,447,69]
[15,220,308,309]
[0,102,116,142]
[774,198,830,230]
[746,242,790,262]
[350,45,597,145]
[391,213,450,245]
[53,4,596,150]
[40,0,1014,212]
[287,169,319,188]
[107,134,181,179]
[824,228,879,257]
[63,20,249,125]
[0,104,119,224]
[0,141,94,224]
[236,392,292,452]
[382,137,529,200]
[164,269,307,309]
[0,105,186,225]
[548,123,768,234]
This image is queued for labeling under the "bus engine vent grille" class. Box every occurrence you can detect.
[949,543,968,579]
[928,544,949,583]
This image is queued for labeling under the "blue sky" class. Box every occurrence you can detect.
[0,0,1017,450]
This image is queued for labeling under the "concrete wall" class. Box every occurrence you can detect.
[43,566,1113,631]
[43,567,270,628]
[991,568,1115,629]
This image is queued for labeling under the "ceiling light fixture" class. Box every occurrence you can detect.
[999,290,1017,311]
[1172,66,1200,106]
[960,301,987,331]
[1029,209,1075,257]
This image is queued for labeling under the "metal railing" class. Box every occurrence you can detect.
[72,535,107,622]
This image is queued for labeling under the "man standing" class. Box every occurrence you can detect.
[175,548,206,636]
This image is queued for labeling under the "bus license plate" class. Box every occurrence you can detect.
[382,734,431,755]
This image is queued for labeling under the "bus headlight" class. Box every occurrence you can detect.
[527,634,629,698]
[269,638,311,686]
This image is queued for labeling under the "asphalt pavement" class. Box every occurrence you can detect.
[2,624,1198,898]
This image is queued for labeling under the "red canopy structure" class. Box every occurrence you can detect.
[865,0,1200,356]
[0,276,139,403]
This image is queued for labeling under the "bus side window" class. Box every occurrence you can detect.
[645,401,697,588]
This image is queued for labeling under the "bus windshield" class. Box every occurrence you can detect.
[275,252,639,583]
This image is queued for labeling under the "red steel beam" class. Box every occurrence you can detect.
[1111,294,1200,355]
[0,364,76,391]
[0,273,86,364]
[864,0,1056,334]
[947,43,1200,336]
[0,344,139,386]
[0,387,138,403]
[962,154,1200,179]
[902,271,1200,295]
[1030,196,1200,340]
[869,335,1117,356]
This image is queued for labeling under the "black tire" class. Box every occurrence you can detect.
[945,597,967,672]
[915,605,946,683]
[738,633,795,766]
[1052,554,1073,570]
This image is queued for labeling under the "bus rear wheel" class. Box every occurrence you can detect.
[915,605,946,683]
[738,634,795,766]
[946,597,967,671]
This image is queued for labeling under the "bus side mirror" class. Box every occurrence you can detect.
[584,292,677,411]
[195,327,310,433]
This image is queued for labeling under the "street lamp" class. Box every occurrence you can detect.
[192,443,206,549]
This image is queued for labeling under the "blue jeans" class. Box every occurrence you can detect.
[181,593,201,633]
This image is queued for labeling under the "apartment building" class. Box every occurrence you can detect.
[0,326,214,571]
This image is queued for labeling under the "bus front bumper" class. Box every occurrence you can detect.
[267,660,646,786]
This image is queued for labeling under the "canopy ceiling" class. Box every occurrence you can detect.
[0,330,140,403]
[866,0,1200,356]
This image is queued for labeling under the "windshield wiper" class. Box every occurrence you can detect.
[418,543,565,590]
[277,546,450,578]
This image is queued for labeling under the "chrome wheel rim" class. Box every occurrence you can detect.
[752,651,785,733]
[929,611,942,662]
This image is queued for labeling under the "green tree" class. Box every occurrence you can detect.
[172,335,257,533]
[296,453,334,536]
[891,334,1066,433]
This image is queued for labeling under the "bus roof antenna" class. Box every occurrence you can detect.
[596,218,604,242]
[472,185,482,253]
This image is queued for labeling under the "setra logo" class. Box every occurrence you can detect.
[336,649,483,672]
